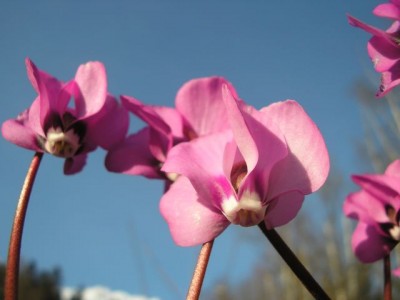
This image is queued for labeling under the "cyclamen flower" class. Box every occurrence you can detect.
[105,77,238,179]
[2,58,128,174]
[348,1,400,97]
[160,86,330,246]
[344,159,400,275]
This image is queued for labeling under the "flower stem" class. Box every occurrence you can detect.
[384,254,392,300]
[5,152,43,300]
[258,222,330,300]
[186,240,214,300]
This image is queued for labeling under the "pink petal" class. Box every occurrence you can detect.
[74,61,107,119]
[393,267,400,277]
[263,191,304,228]
[25,58,63,127]
[175,77,238,137]
[2,116,42,152]
[86,95,129,150]
[64,154,87,175]
[368,34,400,73]
[121,95,173,162]
[152,106,184,139]
[351,222,394,263]
[344,190,390,224]
[162,131,235,208]
[160,176,230,246]
[377,63,400,97]
[105,128,162,179]
[385,159,400,176]
[373,3,400,19]
[260,100,330,198]
[347,15,397,46]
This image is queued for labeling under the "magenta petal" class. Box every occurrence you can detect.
[74,61,107,119]
[160,176,230,246]
[344,190,390,224]
[176,77,237,136]
[260,100,329,197]
[86,95,129,150]
[373,3,400,19]
[2,117,42,152]
[162,131,235,208]
[352,222,394,263]
[393,267,400,277]
[105,128,162,179]
[368,35,400,73]
[64,154,87,175]
[385,159,400,176]
[264,191,304,228]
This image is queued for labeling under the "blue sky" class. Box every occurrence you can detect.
[0,1,386,299]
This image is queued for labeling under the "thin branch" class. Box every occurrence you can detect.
[258,223,331,300]
[384,254,392,300]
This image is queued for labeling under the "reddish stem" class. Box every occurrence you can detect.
[384,254,392,300]
[5,152,43,300]
[186,240,214,300]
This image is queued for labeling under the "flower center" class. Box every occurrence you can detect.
[382,205,400,241]
[44,127,81,158]
[222,191,266,227]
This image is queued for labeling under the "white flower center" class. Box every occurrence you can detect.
[44,127,81,158]
[390,226,400,241]
[222,191,266,227]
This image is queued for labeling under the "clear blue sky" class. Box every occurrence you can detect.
[0,1,385,299]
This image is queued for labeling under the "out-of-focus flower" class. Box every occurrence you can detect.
[160,86,330,246]
[344,159,400,275]
[2,58,128,174]
[105,77,238,180]
[348,1,400,97]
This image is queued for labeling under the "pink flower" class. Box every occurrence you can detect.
[344,160,400,274]
[159,86,330,246]
[2,58,128,174]
[348,1,400,97]
[105,77,238,179]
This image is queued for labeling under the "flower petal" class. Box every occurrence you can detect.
[64,153,87,175]
[373,3,400,19]
[260,100,330,197]
[176,77,237,137]
[162,130,235,209]
[105,128,162,179]
[86,95,129,150]
[74,61,107,119]
[160,176,230,246]
[263,191,304,228]
[352,222,395,263]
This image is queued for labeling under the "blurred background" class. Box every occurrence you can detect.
[0,0,398,299]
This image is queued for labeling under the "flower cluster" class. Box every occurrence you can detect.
[2,59,330,247]
[348,0,400,97]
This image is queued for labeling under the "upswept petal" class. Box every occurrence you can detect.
[263,191,304,229]
[152,106,184,139]
[86,95,129,150]
[25,58,63,127]
[74,61,107,119]
[160,176,230,247]
[347,15,397,46]
[2,116,42,152]
[121,95,172,162]
[105,128,162,179]
[344,190,391,224]
[64,153,87,175]
[352,222,395,263]
[162,130,235,209]
[176,77,237,137]
[352,174,400,211]
[373,3,400,19]
[260,100,330,198]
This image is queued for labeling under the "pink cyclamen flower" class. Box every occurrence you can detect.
[105,77,238,179]
[160,86,330,246]
[348,1,400,97]
[2,58,128,174]
[344,159,400,275]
